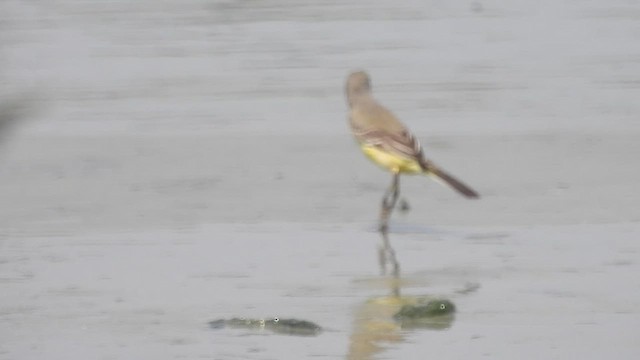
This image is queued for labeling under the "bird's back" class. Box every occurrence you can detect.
[349,96,408,142]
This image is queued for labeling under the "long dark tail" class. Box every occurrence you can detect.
[426,166,479,199]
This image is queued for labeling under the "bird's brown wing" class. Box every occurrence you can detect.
[349,101,479,198]
[350,103,425,163]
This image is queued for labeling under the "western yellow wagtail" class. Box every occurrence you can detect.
[346,70,479,231]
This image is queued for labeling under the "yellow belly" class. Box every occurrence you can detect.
[361,144,423,174]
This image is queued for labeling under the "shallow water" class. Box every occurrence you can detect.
[1,1,640,359]
[2,223,639,359]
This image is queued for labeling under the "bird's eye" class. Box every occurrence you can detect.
[274,317,279,322]
[440,304,446,310]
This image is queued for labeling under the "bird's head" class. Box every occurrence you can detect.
[345,70,372,106]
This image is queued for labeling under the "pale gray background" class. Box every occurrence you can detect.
[1,1,639,359]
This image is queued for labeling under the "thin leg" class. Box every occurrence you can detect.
[379,173,400,233]
[377,172,401,281]
[377,244,387,275]
[380,230,400,277]
[379,229,401,297]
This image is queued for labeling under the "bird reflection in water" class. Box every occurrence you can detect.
[346,227,460,360]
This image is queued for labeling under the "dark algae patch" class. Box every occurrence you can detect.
[208,317,322,336]
[393,299,456,330]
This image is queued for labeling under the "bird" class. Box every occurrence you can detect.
[345,70,479,233]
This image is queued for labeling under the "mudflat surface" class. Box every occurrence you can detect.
[2,1,640,359]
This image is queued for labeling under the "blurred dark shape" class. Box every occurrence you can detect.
[471,1,484,13]
[398,198,410,213]
[0,94,38,145]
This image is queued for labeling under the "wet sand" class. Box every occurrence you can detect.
[2,131,639,234]
[2,0,640,359]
